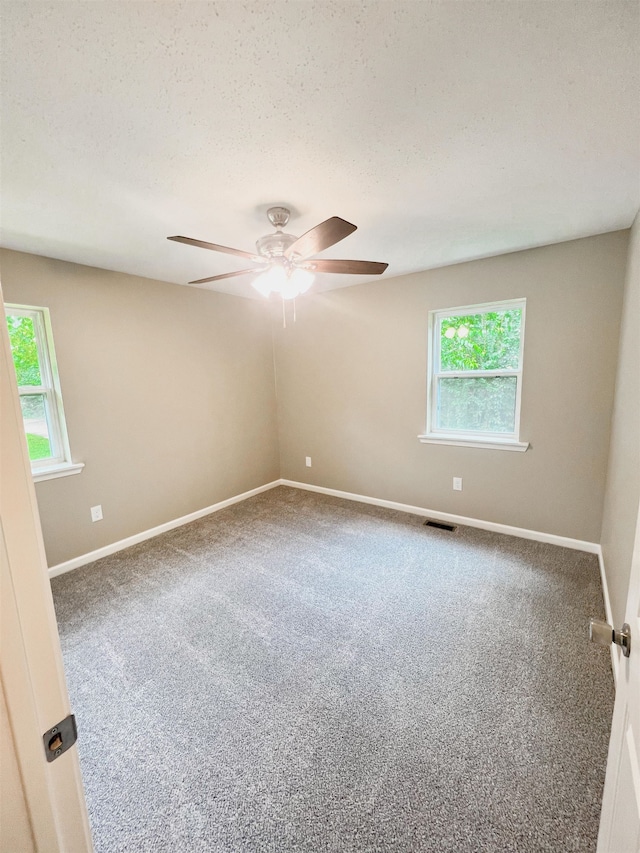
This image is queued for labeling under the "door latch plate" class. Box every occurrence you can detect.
[43,714,77,762]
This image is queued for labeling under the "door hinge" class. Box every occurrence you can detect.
[43,714,77,762]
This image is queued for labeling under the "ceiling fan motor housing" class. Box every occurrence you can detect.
[256,231,298,259]
[256,207,298,258]
[256,207,298,259]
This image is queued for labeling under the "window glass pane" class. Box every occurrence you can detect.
[6,315,43,386]
[19,394,52,460]
[437,376,517,434]
[440,309,522,372]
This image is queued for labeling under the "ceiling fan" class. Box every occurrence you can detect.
[168,207,388,299]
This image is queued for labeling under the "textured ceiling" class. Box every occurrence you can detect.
[1,1,638,299]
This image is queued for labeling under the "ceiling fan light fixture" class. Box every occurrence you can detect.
[290,268,314,294]
[252,265,286,297]
[251,265,315,299]
[251,274,272,297]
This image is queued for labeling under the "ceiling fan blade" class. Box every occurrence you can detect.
[299,259,388,275]
[188,269,258,285]
[168,235,263,263]
[284,217,357,261]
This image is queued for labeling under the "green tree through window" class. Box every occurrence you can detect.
[5,304,75,471]
[440,310,522,372]
[6,313,52,459]
[425,299,526,444]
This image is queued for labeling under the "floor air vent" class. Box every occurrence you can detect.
[424,520,457,532]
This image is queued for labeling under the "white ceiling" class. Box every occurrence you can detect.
[1,1,638,299]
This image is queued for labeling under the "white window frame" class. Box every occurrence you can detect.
[419,298,529,452]
[5,303,83,480]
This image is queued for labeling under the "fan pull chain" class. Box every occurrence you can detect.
[280,297,298,327]
[280,297,299,328]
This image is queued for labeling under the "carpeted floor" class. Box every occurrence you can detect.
[51,486,614,852]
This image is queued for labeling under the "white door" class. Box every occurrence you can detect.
[0,290,93,852]
[597,502,640,852]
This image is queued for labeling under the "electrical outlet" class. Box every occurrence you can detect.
[453,477,463,491]
[90,505,103,522]
[305,456,312,467]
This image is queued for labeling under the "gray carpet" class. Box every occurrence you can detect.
[51,486,614,852]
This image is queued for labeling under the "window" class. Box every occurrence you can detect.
[5,304,83,480]
[419,298,529,451]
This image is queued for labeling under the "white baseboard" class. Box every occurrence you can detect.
[48,478,601,581]
[282,479,618,684]
[280,479,600,554]
[47,480,281,579]
[49,475,616,687]
[597,547,620,686]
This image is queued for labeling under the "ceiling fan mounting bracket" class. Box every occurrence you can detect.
[266,206,291,230]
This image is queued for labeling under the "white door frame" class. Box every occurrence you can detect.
[0,288,93,852]
[597,498,640,852]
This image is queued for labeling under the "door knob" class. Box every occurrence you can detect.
[589,618,631,658]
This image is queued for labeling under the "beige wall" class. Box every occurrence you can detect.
[1,249,280,566]
[601,213,640,626]
[1,230,633,567]
[274,232,629,543]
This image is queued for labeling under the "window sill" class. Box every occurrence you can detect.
[418,434,529,452]
[33,462,85,482]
